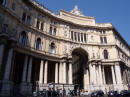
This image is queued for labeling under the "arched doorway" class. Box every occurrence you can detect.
[72,48,88,89]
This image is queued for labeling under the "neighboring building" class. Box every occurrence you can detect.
[0,0,130,96]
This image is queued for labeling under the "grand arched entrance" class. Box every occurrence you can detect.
[72,48,88,89]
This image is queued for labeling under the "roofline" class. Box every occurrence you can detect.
[112,25,130,49]
[23,0,130,49]
[60,9,95,19]
[24,0,113,29]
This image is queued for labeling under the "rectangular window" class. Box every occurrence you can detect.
[0,14,3,22]
[41,22,44,31]
[103,30,106,34]
[100,30,106,34]
[11,2,15,11]
[26,16,31,25]
[1,0,7,6]
[84,34,86,42]
[49,27,52,35]
[104,37,107,44]
[22,13,26,22]
[36,20,40,29]
[74,32,77,41]
[99,30,102,34]
[81,33,83,42]
[71,31,73,40]
[100,37,103,44]
[54,28,56,36]
[78,33,80,41]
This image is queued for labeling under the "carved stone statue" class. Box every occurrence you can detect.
[71,5,84,16]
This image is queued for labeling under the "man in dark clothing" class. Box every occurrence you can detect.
[47,88,52,97]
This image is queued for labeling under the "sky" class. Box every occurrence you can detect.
[36,0,130,45]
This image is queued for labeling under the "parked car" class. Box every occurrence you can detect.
[107,90,120,97]
[91,90,104,97]
[120,90,130,97]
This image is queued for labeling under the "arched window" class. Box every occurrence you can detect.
[54,28,56,36]
[11,2,16,11]
[0,0,7,6]
[104,50,109,59]
[0,0,3,4]
[22,13,26,22]
[26,15,31,25]
[49,26,52,35]
[19,31,28,46]
[35,38,41,50]
[41,22,44,31]
[50,42,55,54]
[36,20,40,29]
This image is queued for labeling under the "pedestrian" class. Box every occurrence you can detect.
[67,88,71,97]
[59,89,63,97]
[47,88,52,97]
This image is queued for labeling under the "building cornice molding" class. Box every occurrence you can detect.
[24,0,113,29]
[60,9,95,20]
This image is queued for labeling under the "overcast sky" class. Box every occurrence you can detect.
[36,0,130,45]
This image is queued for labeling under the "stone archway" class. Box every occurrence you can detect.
[71,47,88,89]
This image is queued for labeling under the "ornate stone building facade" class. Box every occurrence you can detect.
[0,0,130,96]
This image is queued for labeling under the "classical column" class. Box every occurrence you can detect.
[111,65,116,84]
[87,69,90,85]
[3,48,13,80]
[95,66,99,84]
[63,62,66,84]
[22,55,28,82]
[76,32,78,42]
[84,69,89,90]
[39,60,44,84]
[55,63,58,83]
[39,21,41,30]
[59,62,63,83]
[27,57,32,83]
[0,44,4,69]
[99,65,103,84]
[102,66,106,84]
[80,33,82,42]
[93,64,96,84]
[84,69,87,90]
[89,64,93,84]
[69,62,73,84]
[115,63,122,84]
[44,61,48,84]
[70,31,71,40]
